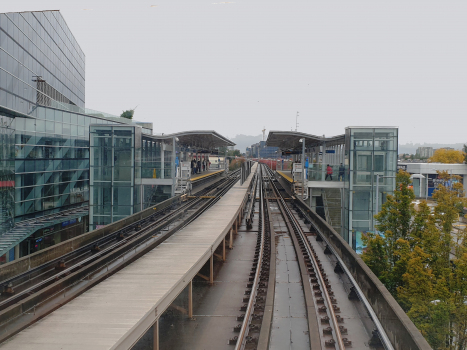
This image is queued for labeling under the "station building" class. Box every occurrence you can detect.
[247,141,279,159]
[89,126,234,230]
[398,162,467,198]
[266,127,398,253]
[0,10,233,263]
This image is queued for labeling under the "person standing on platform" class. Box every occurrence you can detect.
[325,164,333,181]
[339,163,345,181]
[197,159,201,174]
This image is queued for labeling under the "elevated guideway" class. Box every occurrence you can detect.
[0,164,257,350]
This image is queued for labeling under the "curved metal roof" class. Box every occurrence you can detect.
[158,130,235,150]
[266,130,345,150]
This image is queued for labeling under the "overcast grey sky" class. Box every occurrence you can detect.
[5,0,467,144]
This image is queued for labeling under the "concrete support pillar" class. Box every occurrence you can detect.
[14,244,19,260]
[153,320,159,350]
[188,280,193,319]
[229,228,233,249]
[209,254,214,285]
[222,237,226,261]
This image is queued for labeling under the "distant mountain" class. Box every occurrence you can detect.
[230,134,263,153]
[398,142,466,154]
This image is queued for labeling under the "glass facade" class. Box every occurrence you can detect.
[344,127,398,252]
[13,106,91,222]
[142,136,175,180]
[0,10,154,262]
[90,125,142,230]
[0,11,85,116]
[0,113,15,232]
[89,127,181,230]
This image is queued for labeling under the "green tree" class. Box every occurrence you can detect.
[362,169,467,349]
[120,107,136,120]
[361,233,389,282]
[463,144,467,164]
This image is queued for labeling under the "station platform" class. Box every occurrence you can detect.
[276,170,293,183]
[0,164,257,350]
[276,171,344,188]
[190,169,224,181]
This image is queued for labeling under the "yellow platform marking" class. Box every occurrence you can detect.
[277,171,293,183]
[191,170,224,181]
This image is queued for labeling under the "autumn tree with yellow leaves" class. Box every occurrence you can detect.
[428,148,466,164]
[362,170,467,349]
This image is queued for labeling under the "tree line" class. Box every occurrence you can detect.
[362,170,467,349]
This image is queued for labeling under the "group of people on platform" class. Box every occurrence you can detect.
[325,163,346,181]
[289,160,346,181]
[191,158,211,175]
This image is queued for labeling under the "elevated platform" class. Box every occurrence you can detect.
[276,171,344,188]
[190,169,224,181]
[0,164,257,350]
[307,181,344,189]
[276,171,293,183]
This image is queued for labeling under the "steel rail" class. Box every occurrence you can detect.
[245,172,258,228]
[235,166,264,350]
[265,165,346,350]
[274,168,394,350]
[304,219,394,350]
[0,170,241,311]
[0,170,243,344]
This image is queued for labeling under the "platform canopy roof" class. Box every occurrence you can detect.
[152,130,235,151]
[266,130,345,151]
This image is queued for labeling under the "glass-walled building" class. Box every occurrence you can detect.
[90,125,142,228]
[266,127,398,252]
[0,10,153,263]
[89,125,177,231]
[0,9,231,262]
[89,127,234,231]
[344,127,398,251]
[0,11,85,116]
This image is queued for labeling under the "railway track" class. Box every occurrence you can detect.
[0,169,241,344]
[234,164,394,349]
